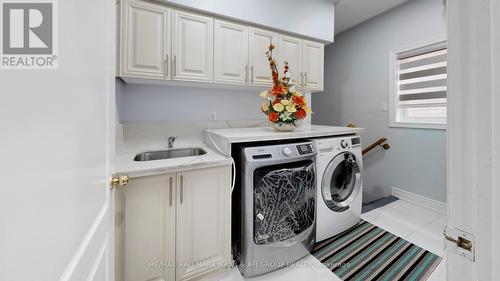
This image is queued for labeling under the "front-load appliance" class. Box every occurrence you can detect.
[233,141,317,277]
[312,135,363,242]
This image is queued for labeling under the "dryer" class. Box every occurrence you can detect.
[311,135,363,242]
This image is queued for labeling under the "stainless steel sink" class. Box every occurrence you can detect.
[134,148,207,161]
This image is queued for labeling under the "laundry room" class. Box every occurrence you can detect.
[1,0,498,281]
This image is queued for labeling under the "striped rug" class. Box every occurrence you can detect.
[312,220,442,281]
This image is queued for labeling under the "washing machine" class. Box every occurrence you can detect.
[311,135,363,242]
[233,141,317,277]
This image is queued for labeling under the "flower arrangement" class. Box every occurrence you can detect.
[260,43,311,131]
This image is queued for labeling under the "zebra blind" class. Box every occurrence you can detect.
[397,44,447,108]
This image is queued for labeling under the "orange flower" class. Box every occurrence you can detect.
[271,85,285,95]
[292,95,305,106]
[296,108,307,119]
[268,112,279,122]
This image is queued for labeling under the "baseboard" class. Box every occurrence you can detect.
[391,187,447,215]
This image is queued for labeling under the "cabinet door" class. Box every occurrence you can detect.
[115,174,176,281]
[302,40,324,91]
[176,166,231,281]
[277,35,303,87]
[214,20,249,85]
[173,10,214,82]
[249,28,278,86]
[121,1,170,79]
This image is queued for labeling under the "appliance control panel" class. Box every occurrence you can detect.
[350,137,361,149]
[245,142,316,161]
[297,143,314,155]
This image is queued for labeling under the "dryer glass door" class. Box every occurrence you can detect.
[253,160,315,245]
[322,152,361,212]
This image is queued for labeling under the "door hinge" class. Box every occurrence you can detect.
[111,174,129,189]
[444,226,475,261]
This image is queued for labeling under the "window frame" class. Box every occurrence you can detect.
[389,38,448,130]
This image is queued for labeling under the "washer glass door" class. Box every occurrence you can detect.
[322,152,361,212]
[253,160,315,245]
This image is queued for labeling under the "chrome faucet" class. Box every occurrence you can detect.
[168,136,177,149]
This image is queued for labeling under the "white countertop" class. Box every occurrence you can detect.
[114,144,231,178]
[114,125,363,177]
[203,125,364,155]
[206,125,363,143]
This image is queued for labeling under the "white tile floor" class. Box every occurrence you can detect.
[210,199,447,281]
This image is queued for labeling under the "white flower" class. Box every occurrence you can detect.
[259,91,268,99]
[288,85,296,93]
[286,104,297,113]
[285,72,291,79]
[273,103,285,112]
[280,99,291,106]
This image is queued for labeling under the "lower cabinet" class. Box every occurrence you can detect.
[115,165,231,281]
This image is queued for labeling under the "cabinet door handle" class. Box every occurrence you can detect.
[180,175,183,204]
[250,65,254,83]
[304,72,308,86]
[300,72,304,87]
[172,55,176,77]
[164,55,169,77]
[169,177,173,207]
[245,64,249,84]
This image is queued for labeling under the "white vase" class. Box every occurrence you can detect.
[270,121,300,132]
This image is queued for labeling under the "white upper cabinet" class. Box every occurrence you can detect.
[249,28,278,86]
[214,20,249,85]
[173,10,214,82]
[118,0,325,91]
[277,34,303,87]
[302,40,324,91]
[121,1,170,79]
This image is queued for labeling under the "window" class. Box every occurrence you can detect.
[389,41,447,129]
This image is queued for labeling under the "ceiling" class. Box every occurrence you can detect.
[335,0,410,34]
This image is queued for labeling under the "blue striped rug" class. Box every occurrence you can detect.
[312,220,442,281]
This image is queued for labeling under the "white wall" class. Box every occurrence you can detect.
[0,0,115,279]
[312,0,447,203]
[157,0,335,42]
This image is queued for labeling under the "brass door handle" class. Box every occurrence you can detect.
[111,174,129,189]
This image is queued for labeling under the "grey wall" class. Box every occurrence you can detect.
[158,0,335,42]
[312,0,447,203]
[116,79,262,122]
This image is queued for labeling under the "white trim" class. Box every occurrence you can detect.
[388,37,448,130]
[391,187,447,215]
[59,205,110,281]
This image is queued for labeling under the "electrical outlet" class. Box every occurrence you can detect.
[209,112,217,122]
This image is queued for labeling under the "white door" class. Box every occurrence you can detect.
[115,174,176,281]
[173,10,214,82]
[176,167,231,281]
[302,40,324,91]
[214,19,249,85]
[249,28,278,86]
[0,0,115,280]
[277,35,303,86]
[446,0,500,280]
[121,0,170,79]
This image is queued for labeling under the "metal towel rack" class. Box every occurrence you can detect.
[362,138,390,155]
[346,124,390,155]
